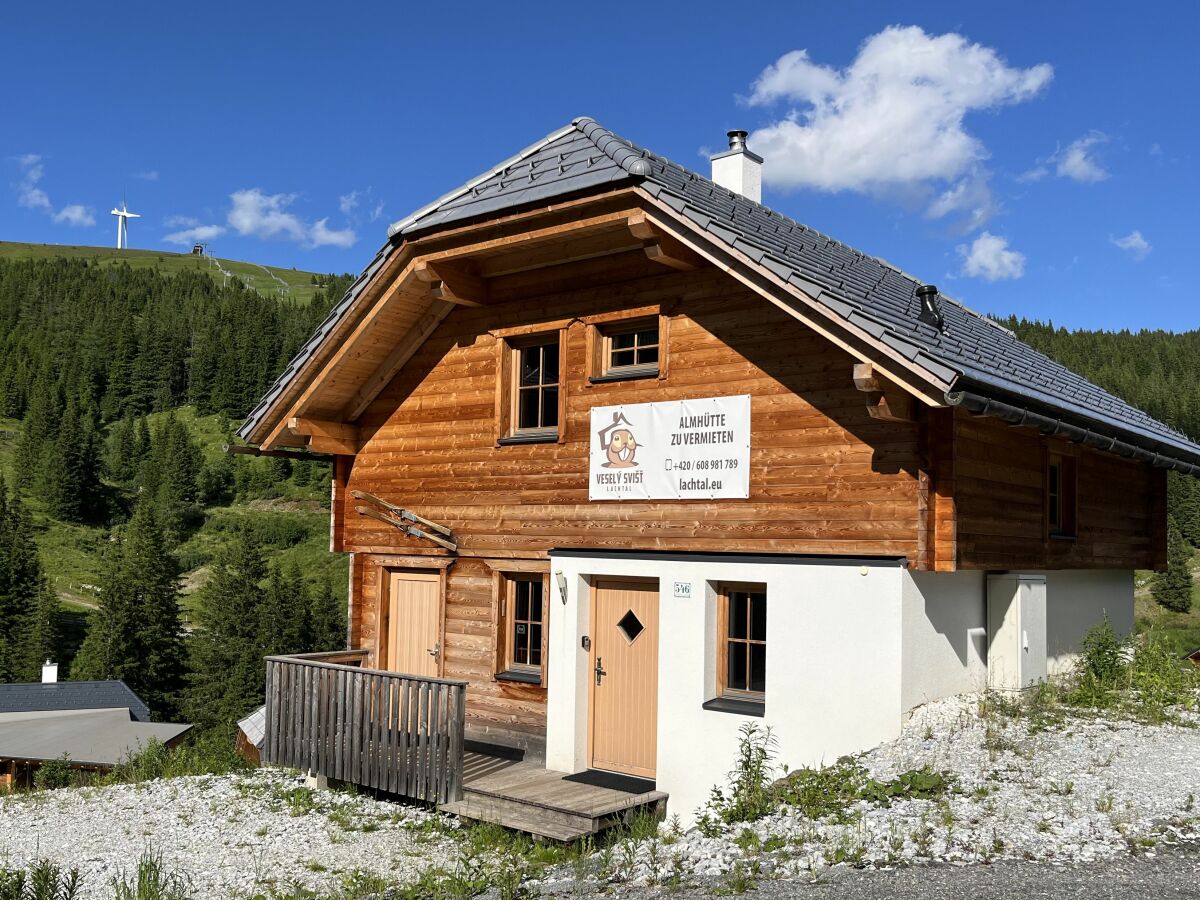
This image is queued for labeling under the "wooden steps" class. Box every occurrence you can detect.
[442,753,667,841]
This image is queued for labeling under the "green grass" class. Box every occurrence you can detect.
[1134,550,1200,655]
[0,241,327,304]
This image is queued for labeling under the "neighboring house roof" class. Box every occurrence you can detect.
[0,681,151,722]
[237,704,266,750]
[0,708,192,768]
[238,117,1200,473]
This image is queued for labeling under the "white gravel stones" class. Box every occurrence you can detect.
[0,769,458,899]
[553,694,1200,891]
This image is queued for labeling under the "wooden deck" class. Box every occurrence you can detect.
[442,752,668,841]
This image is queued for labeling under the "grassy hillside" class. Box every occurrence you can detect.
[0,241,329,304]
[1,403,347,631]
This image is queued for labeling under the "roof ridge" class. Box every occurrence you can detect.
[573,117,653,176]
[387,121,582,238]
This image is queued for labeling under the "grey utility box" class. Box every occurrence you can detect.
[986,574,1047,691]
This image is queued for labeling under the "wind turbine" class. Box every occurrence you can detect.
[111,199,140,250]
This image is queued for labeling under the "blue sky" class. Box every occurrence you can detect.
[4,1,1195,330]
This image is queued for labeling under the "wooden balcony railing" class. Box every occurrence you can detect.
[263,650,467,804]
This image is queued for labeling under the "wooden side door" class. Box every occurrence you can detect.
[384,570,441,677]
[589,579,659,778]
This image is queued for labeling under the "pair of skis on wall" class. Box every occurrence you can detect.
[351,490,458,553]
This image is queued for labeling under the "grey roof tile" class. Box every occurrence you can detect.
[238,117,1200,468]
[0,681,152,722]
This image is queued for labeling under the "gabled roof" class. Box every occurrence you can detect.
[239,117,1200,473]
[0,680,152,722]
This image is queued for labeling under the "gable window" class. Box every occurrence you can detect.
[704,583,766,715]
[1047,453,1077,539]
[496,573,548,685]
[601,320,660,379]
[498,331,564,444]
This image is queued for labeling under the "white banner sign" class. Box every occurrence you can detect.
[588,395,751,500]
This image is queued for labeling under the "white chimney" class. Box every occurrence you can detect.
[41,659,58,684]
[711,130,763,203]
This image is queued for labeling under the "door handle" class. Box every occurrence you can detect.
[594,656,606,685]
[428,642,440,661]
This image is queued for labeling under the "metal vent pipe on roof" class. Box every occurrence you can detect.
[917,284,944,330]
[711,130,763,203]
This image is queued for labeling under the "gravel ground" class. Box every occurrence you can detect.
[604,842,1200,899]
[535,694,1200,895]
[0,769,458,898]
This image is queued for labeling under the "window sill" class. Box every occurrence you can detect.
[703,696,764,718]
[589,368,660,385]
[497,430,558,446]
[495,670,543,686]
[1049,532,1077,542]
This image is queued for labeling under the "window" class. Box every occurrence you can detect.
[1047,453,1077,538]
[602,321,659,377]
[710,584,766,714]
[587,315,664,383]
[500,335,561,443]
[497,574,547,684]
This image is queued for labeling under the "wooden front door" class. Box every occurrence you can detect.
[384,570,441,677]
[589,579,659,778]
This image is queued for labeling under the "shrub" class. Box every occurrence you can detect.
[698,726,953,833]
[33,755,74,792]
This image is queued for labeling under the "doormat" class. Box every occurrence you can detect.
[563,769,656,794]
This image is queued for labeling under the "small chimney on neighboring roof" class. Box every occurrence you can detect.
[711,130,763,203]
[42,659,58,684]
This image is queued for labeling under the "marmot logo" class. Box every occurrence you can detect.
[597,411,639,468]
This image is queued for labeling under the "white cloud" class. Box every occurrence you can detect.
[164,214,200,228]
[227,188,357,249]
[14,154,51,210]
[925,171,997,233]
[164,223,226,246]
[1111,230,1151,260]
[1016,165,1048,183]
[52,204,95,227]
[744,25,1051,230]
[370,201,385,222]
[339,190,360,216]
[228,188,307,241]
[309,218,357,249]
[12,154,93,226]
[134,170,159,181]
[957,231,1026,281]
[1054,131,1109,182]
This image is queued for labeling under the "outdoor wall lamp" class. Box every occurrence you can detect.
[555,571,568,604]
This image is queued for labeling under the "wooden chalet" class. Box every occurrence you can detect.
[240,119,1200,834]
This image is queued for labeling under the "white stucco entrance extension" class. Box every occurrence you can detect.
[545,550,1133,823]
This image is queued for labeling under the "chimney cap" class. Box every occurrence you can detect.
[727,130,749,151]
[916,284,939,298]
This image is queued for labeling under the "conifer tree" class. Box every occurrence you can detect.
[308,572,346,653]
[186,527,270,731]
[1152,516,1194,613]
[42,397,103,523]
[0,480,63,682]
[72,503,187,717]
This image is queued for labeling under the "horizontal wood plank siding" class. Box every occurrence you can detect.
[953,412,1164,570]
[346,268,923,559]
